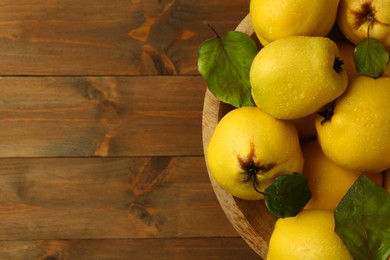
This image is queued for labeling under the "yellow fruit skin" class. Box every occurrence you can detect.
[267,210,353,260]
[337,0,390,52]
[302,140,383,211]
[316,76,390,173]
[250,36,348,120]
[206,107,303,200]
[250,0,339,46]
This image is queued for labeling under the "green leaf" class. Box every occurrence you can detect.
[198,30,257,107]
[335,175,390,260]
[354,38,389,79]
[263,173,311,218]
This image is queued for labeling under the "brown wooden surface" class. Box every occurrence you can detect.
[0,0,248,76]
[0,0,261,259]
[0,238,259,260]
[0,157,236,240]
[0,76,204,157]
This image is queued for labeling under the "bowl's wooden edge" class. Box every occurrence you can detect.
[202,89,270,258]
[235,13,255,36]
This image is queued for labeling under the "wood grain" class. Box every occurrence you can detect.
[0,76,204,157]
[0,0,260,258]
[0,0,249,76]
[0,238,260,260]
[0,156,239,240]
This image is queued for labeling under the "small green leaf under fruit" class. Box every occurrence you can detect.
[354,38,389,78]
[263,173,311,218]
[198,29,257,107]
[335,175,390,260]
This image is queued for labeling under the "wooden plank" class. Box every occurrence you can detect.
[0,76,204,157]
[0,238,261,260]
[0,0,249,75]
[0,156,239,240]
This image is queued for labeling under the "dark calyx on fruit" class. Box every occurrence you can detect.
[238,144,275,192]
[318,102,335,125]
[333,57,345,73]
[351,2,375,29]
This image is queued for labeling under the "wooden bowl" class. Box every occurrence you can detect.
[201,14,277,259]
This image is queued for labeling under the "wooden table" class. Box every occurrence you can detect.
[0,0,260,259]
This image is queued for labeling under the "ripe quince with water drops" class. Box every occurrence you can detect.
[316,76,390,173]
[206,107,304,200]
[250,0,340,46]
[267,210,353,260]
[250,36,348,120]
